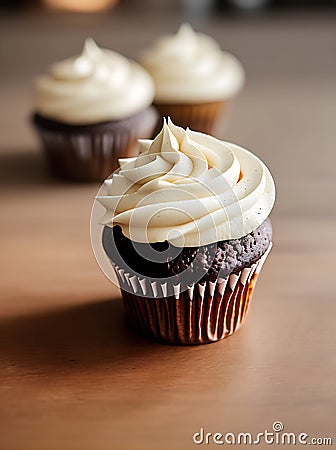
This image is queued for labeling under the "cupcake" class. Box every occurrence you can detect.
[95,118,275,345]
[33,38,158,182]
[139,24,244,135]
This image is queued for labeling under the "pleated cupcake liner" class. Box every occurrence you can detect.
[32,107,158,182]
[112,243,272,345]
[153,100,228,136]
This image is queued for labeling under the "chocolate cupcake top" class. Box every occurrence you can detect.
[35,38,155,124]
[97,118,275,247]
[139,24,244,104]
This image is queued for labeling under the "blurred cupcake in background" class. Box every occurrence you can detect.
[139,24,244,135]
[33,38,158,182]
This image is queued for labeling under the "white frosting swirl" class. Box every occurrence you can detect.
[35,38,155,124]
[139,24,245,104]
[97,119,275,247]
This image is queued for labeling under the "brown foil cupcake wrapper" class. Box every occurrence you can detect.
[113,243,272,345]
[37,128,136,182]
[33,107,158,182]
[154,101,228,136]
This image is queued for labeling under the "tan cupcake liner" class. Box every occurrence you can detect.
[113,243,272,345]
[154,101,228,136]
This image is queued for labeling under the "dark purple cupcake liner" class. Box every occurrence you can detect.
[113,243,272,345]
[32,106,158,182]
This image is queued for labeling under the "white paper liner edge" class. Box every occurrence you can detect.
[112,242,273,300]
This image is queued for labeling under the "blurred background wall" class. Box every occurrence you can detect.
[1,0,335,219]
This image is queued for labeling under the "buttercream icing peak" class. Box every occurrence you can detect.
[35,39,155,123]
[139,26,244,103]
[82,37,101,59]
[174,23,198,54]
[97,119,275,246]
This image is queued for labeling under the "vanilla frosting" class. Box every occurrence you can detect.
[139,24,245,104]
[35,38,155,124]
[97,119,275,247]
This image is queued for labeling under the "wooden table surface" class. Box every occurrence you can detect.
[1,6,336,450]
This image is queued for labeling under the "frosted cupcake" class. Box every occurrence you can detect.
[96,119,275,345]
[33,38,158,182]
[139,24,244,135]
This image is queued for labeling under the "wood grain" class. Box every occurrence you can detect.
[1,7,335,450]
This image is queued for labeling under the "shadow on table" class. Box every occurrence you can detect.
[0,297,249,397]
[0,298,167,375]
[0,150,54,186]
